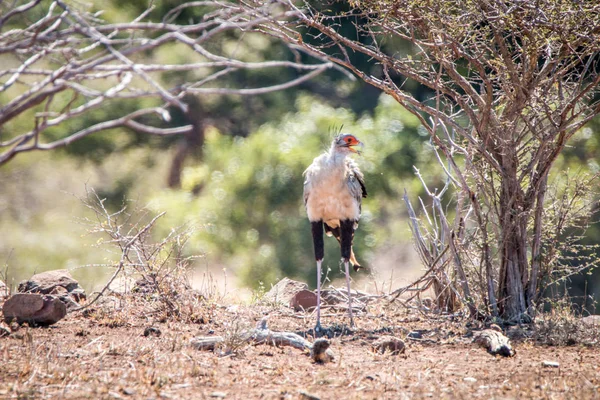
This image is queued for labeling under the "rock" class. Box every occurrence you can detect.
[407,330,424,339]
[143,326,162,337]
[310,338,333,363]
[263,278,308,306]
[18,269,86,301]
[290,290,318,311]
[372,336,406,355]
[581,315,600,326]
[3,293,67,326]
[58,294,81,312]
[473,327,515,357]
[121,388,136,396]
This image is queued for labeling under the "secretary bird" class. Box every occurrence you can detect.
[303,133,367,331]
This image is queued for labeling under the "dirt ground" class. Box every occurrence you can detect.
[1,295,599,400]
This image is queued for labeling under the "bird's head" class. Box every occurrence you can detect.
[332,133,363,155]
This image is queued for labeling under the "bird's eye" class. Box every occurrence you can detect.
[346,137,352,143]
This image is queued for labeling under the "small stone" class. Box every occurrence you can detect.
[372,336,406,355]
[143,326,162,337]
[209,392,227,398]
[408,330,423,339]
[464,377,477,383]
[263,278,309,305]
[121,388,136,396]
[290,290,318,312]
[2,293,67,326]
[542,360,559,368]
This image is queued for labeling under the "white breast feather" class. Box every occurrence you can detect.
[303,153,361,223]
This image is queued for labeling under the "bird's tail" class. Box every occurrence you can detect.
[350,248,362,272]
[324,222,363,272]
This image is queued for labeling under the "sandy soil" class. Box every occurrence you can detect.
[1,295,599,400]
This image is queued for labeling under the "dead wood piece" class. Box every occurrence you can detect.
[473,328,515,357]
[190,336,225,351]
[542,360,560,368]
[372,336,406,355]
[190,320,335,360]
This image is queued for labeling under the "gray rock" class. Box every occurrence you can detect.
[143,326,162,337]
[3,293,67,326]
[407,330,424,339]
[58,294,81,312]
[18,269,86,300]
[263,278,308,305]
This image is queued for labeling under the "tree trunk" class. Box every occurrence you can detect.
[497,170,529,319]
[167,97,206,189]
[527,176,548,313]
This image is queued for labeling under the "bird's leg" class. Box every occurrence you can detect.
[340,219,355,327]
[316,259,323,332]
[344,259,354,327]
[311,221,324,333]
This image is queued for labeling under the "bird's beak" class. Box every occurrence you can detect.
[348,141,364,155]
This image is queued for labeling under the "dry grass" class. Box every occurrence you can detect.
[2,195,599,399]
[1,294,600,400]
[533,300,600,347]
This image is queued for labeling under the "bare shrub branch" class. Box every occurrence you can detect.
[239,0,600,319]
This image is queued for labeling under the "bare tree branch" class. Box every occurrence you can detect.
[0,0,336,165]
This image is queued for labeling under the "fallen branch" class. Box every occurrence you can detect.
[190,318,335,362]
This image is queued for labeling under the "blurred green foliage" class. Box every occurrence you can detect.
[147,94,439,288]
